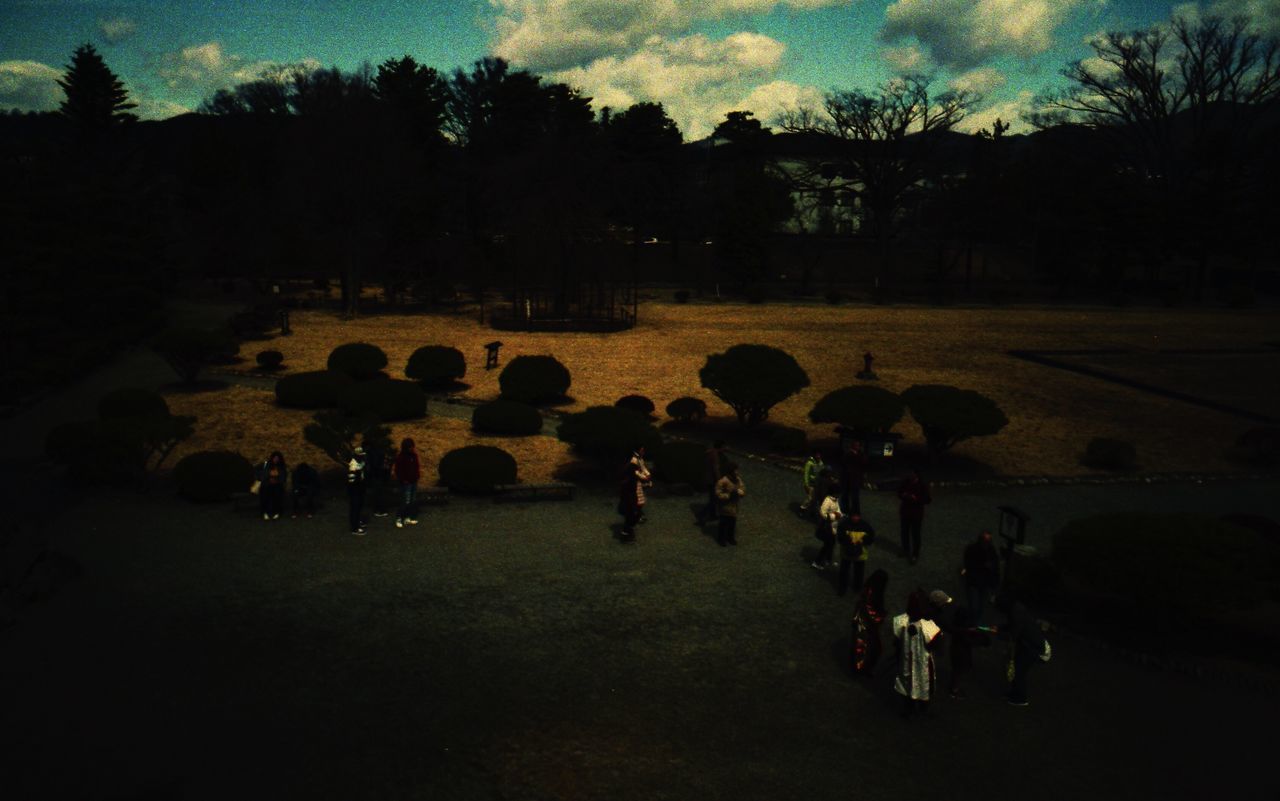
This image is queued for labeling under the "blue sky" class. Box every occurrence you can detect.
[2,0,1274,138]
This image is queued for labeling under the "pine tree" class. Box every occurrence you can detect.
[57,43,138,133]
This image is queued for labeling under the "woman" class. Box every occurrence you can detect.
[851,569,889,675]
[630,446,652,524]
[618,446,650,543]
[714,462,745,546]
[392,438,421,529]
[892,590,942,717]
[258,451,287,521]
[812,482,842,569]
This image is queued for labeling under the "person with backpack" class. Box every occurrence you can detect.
[290,462,319,519]
[837,512,876,596]
[257,451,287,521]
[347,445,368,536]
[392,438,421,529]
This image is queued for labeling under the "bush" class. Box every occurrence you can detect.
[151,326,238,384]
[472,400,543,436]
[808,385,904,434]
[1052,513,1280,618]
[499,355,571,404]
[405,345,466,388]
[674,290,691,303]
[173,450,254,502]
[327,342,388,380]
[275,370,354,409]
[901,384,1009,455]
[337,379,427,422]
[700,344,809,426]
[1227,427,1280,468]
[256,350,284,370]
[666,396,707,423]
[1080,437,1138,471]
[304,410,391,467]
[97,387,169,421]
[769,425,808,454]
[615,395,656,417]
[654,440,707,487]
[45,408,195,487]
[557,405,662,463]
[438,445,517,494]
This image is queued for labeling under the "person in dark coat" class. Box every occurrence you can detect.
[714,462,745,546]
[961,530,1001,623]
[347,445,368,536]
[897,467,932,564]
[995,593,1050,706]
[697,439,726,525]
[392,438,421,528]
[926,589,988,699]
[618,447,649,543]
[840,439,868,514]
[257,451,288,521]
[837,512,876,596]
[291,462,319,518]
[851,569,889,675]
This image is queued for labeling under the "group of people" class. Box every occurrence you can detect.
[253,438,423,536]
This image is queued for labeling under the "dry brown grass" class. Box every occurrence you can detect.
[213,303,1279,477]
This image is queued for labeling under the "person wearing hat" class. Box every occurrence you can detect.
[926,589,987,699]
[347,445,368,536]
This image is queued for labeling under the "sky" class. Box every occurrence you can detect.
[2,0,1277,139]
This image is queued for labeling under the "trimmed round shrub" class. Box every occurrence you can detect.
[901,384,1009,455]
[174,450,255,502]
[808,385,904,434]
[654,440,708,487]
[1080,437,1138,471]
[337,379,427,422]
[97,387,170,421]
[666,396,707,422]
[275,370,355,409]
[769,425,808,455]
[472,400,543,436]
[499,355,571,404]
[256,350,284,370]
[1226,427,1280,468]
[1053,513,1280,619]
[700,344,809,426]
[405,345,466,388]
[438,445,517,494]
[557,405,663,463]
[615,395,655,417]
[327,342,388,380]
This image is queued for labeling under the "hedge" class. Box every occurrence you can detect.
[666,396,707,423]
[615,395,656,418]
[557,405,662,463]
[405,345,467,388]
[275,370,355,409]
[808,385,904,434]
[499,355,571,404]
[438,446,517,494]
[472,400,543,436]
[337,380,427,422]
[327,342,388,380]
[256,350,284,370]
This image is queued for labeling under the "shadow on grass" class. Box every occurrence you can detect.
[161,379,231,394]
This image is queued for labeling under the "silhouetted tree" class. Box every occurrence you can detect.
[782,75,974,287]
[373,55,448,147]
[603,101,684,258]
[57,43,137,136]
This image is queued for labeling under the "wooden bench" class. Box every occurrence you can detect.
[494,482,575,502]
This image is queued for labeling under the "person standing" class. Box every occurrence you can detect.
[290,462,319,519]
[258,451,287,521]
[618,446,649,544]
[367,441,393,518]
[631,446,652,524]
[837,512,876,596]
[841,440,868,514]
[926,589,987,700]
[892,590,941,718]
[961,530,1001,623]
[714,462,745,546]
[996,593,1050,707]
[347,445,368,536]
[392,437,421,529]
[897,467,932,564]
[851,569,889,675]
[799,449,825,517]
[698,439,726,525]
[812,482,842,569]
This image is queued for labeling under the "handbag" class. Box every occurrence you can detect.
[249,479,261,495]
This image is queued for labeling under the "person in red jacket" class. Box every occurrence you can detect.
[392,438,421,528]
[897,467,932,564]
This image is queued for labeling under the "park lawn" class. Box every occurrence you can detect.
[221,303,1278,478]
[163,384,573,484]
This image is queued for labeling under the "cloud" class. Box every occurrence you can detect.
[881,0,1084,70]
[154,41,318,96]
[1176,0,1280,36]
[0,60,62,112]
[949,66,1005,95]
[134,95,191,120]
[490,0,851,71]
[955,88,1037,134]
[550,31,818,139]
[98,16,137,44]
[881,43,928,72]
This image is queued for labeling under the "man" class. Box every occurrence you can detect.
[926,589,985,700]
[698,439,726,525]
[714,462,745,546]
[392,438,421,529]
[961,530,1001,623]
[347,445,368,536]
[799,449,825,517]
[837,512,876,596]
[897,467,932,564]
[996,593,1050,707]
